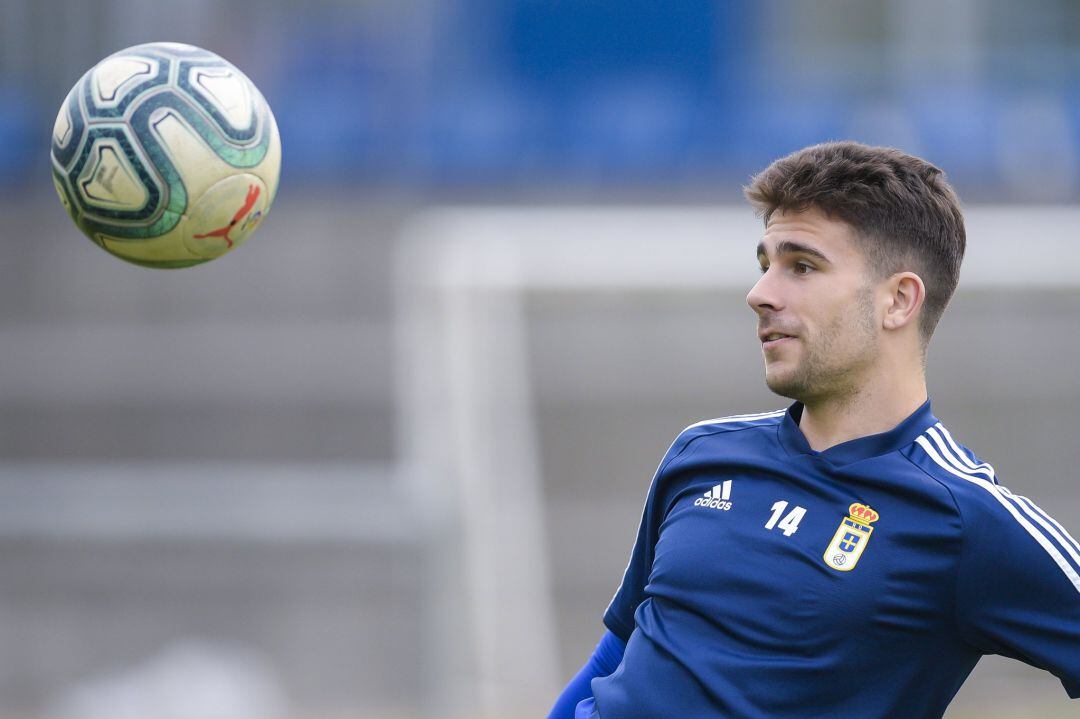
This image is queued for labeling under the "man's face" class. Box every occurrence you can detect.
[746,207,881,403]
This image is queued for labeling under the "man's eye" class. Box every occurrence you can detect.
[793,262,814,275]
[758,265,769,275]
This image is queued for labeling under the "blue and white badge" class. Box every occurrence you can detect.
[824,503,879,572]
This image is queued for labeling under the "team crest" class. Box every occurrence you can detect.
[823,503,879,572]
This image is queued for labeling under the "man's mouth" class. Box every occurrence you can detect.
[760,331,796,349]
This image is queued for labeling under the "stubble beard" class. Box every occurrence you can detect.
[764,285,880,405]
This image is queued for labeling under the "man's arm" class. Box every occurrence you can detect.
[546,630,626,719]
[956,487,1080,697]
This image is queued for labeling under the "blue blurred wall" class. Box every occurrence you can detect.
[9,0,1080,198]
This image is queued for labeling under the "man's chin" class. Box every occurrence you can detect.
[764,370,807,401]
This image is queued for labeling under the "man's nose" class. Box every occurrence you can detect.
[746,270,783,315]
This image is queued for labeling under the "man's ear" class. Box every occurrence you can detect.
[883,272,925,331]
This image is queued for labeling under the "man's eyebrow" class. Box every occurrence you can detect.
[756,240,832,264]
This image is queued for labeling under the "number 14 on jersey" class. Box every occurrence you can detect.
[765,500,807,537]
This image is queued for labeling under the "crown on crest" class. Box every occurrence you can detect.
[848,503,880,524]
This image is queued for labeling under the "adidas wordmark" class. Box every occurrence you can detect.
[694,480,733,511]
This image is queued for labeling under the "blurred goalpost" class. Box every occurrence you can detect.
[393,205,1080,719]
[395,206,782,719]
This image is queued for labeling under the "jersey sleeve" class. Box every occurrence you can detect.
[602,429,697,642]
[955,486,1080,698]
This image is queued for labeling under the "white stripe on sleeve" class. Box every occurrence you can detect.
[686,409,785,431]
[934,424,996,481]
[915,434,1080,595]
[924,425,1080,570]
[926,427,1080,574]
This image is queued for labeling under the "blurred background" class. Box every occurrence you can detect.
[3,0,1080,717]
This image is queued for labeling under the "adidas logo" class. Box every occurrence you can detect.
[694,480,733,511]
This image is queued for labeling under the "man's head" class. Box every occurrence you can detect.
[744,141,965,403]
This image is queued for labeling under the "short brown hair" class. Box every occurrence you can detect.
[744,141,965,343]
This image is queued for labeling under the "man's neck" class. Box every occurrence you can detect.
[797,372,928,452]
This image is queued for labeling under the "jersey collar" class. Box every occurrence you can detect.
[777,398,938,466]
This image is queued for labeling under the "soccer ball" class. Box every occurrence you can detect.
[50,42,281,268]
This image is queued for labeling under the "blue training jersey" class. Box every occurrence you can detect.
[594,399,1080,718]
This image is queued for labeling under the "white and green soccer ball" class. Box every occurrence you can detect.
[51,42,281,268]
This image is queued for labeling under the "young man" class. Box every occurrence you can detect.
[548,141,1080,719]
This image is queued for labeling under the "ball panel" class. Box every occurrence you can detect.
[53,95,74,146]
[124,258,209,269]
[51,87,86,167]
[135,42,206,57]
[77,138,150,210]
[260,103,282,204]
[81,55,170,120]
[92,56,155,106]
[134,90,272,169]
[96,214,187,264]
[67,125,166,223]
[150,109,234,203]
[183,173,270,259]
[52,170,79,227]
[186,65,254,132]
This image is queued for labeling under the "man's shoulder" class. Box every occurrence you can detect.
[903,420,1077,546]
[902,420,1001,509]
[661,409,787,464]
[679,408,787,437]
[906,423,1080,595]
